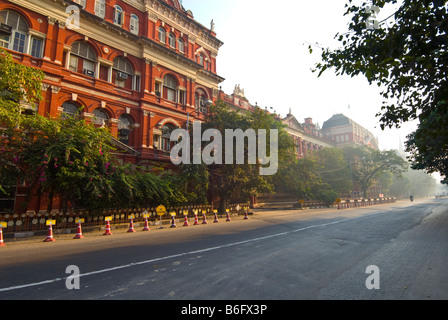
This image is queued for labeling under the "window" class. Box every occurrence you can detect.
[73,0,86,9]
[163,74,177,102]
[161,124,176,152]
[69,41,97,77]
[198,54,204,66]
[0,10,29,54]
[61,102,81,119]
[195,89,208,113]
[179,89,186,105]
[95,0,106,18]
[168,32,176,48]
[178,38,185,53]
[130,14,139,35]
[118,114,133,145]
[113,57,136,90]
[92,108,109,126]
[114,6,124,26]
[29,37,43,58]
[158,27,166,43]
[13,31,26,53]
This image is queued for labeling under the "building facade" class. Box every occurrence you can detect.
[322,114,379,150]
[0,0,225,212]
[0,0,224,163]
[282,113,334,158]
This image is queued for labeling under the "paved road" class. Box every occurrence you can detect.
[1,198,448,301]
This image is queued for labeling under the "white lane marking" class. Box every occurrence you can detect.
[0,211,384,292]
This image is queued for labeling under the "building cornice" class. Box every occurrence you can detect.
[144,0,224,53]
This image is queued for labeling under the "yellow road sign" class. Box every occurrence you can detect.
[156,205,167,216]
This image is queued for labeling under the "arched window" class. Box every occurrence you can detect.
[0,10,26,54]
[178,38,185,53]
[69,41,97,77]
[94,0,106,18]
[161,124,176,152]
[118,114,133,145]
[168,32,176,48]
[92,108,109,126]
[0,10,44,58]
[158,27,166,43]
[113,57,134,90]
[195,89,209,113]
[130,14,139,35]
[163,74,178,102]
[114,6,124,26]
[61,102,81,119]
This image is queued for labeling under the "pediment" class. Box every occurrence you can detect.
[282,115,305,131]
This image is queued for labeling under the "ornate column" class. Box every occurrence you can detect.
[148,112,155,148]
[110,118,119,138]
[54,21,66,65]
[143,58,152,94]
[49,85,61,118]
[142,110,150,148]
[43,17,56,62]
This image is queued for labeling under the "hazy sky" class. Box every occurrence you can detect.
[182,0,418,151]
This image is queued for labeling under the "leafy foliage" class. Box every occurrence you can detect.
[311,0,448,182]
[0,49,192,213]
[342,146,408,197]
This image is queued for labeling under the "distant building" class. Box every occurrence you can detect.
[322,114,379,150]
[282,113,334,158]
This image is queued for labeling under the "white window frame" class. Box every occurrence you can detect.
[130,14,139,35]
[68,41,97,77]
[0,10,29,54]
[168,32,176,48]
[73,0,86,9]
[95,0,106,18]
[178,38,185,53]
[114,6,124,26]
[29,36,43,58]
[158,27,166,43]
[163,75,178,103]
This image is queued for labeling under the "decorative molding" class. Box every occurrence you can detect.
[51,86,61,94]
[47,16,57,25]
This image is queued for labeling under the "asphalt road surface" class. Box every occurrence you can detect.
[1,198,448,301]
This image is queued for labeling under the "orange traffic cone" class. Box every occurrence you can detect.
[244,209,249,220]
[213,212,219,223]
[127,219,136,233]
[202,212,208,224]
[226,210,231,222]
[193,213,199,225]
[103,220,112,235]
[43,224,55,242]
[0,228,5,247]
[183,214,189,226]
[170,216,177,228]
[73,223,84,239]
[142,217,150,231]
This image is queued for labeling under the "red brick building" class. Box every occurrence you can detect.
[0,0,224,212]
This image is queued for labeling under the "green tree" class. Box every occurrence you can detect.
[190,100,296,213]
[311,0,448,182]
[0,49,189,213]
[315,148,352,197]
[343,146,408,197]
[0,49,44,196]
